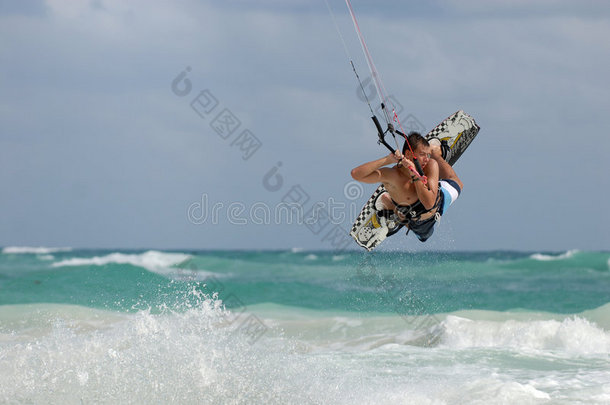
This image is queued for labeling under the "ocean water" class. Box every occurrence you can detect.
[1,247,609,404]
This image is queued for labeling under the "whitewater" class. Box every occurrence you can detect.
[1,248,609,404]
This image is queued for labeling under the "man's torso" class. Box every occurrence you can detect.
[382,166,438,221]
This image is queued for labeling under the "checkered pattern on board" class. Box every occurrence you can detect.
[425,111,459,140]
[350,185,386,235]
[425,110,480,166]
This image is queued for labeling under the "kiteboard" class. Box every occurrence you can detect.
[350,110,480,251]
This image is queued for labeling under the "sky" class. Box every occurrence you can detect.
[0,0,609,252]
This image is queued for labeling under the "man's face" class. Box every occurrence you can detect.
[410,144,432,167]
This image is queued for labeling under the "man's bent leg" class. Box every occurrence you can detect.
[377,192,407,222]
[430,145,464,191]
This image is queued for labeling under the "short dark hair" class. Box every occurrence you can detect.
[402,132,429,155]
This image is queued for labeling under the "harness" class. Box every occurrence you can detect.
[391,186,443,225]
[373,186,444,240]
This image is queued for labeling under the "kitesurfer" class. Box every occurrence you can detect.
[350,132,462,242]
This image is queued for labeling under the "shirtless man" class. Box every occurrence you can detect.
[350,132,463,242]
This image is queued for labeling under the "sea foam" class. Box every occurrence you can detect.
[0,300,336,405]
[2,301,610,404]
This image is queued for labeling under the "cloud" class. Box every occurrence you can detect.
[0,0,608,249]
[438,0,610,18]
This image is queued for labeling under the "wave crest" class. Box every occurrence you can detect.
[529,249,579,261]
[52,250,191,274]
[2,246,73,254]
[440,315,610,354]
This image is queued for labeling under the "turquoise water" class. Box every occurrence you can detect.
[1,247,609,404]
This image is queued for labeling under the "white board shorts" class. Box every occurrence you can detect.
[439,179,461,214]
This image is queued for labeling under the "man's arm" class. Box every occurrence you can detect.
[351,152,402,184]
[403,158,440,210]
